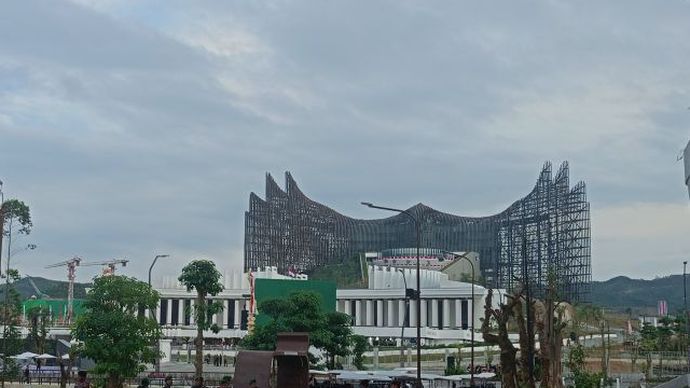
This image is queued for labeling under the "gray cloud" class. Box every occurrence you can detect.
[1,0,689,282]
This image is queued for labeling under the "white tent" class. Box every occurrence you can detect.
[61,354,70,360]
[35,353,57,359]
[10,351,38,359]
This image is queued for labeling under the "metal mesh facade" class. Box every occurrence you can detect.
[244,161,591,302]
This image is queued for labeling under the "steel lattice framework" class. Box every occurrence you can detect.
[244,162,591,302]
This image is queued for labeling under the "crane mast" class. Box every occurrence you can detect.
[45,257,82,324]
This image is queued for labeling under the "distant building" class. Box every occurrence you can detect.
[244,161,592,302]
[440,252,481,282]
[366,248,481,282]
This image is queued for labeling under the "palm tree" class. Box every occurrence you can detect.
[178,260,224,378]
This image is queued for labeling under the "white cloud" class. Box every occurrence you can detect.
[2,0,690,282]
[592,202,690,279]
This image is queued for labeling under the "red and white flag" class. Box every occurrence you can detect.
[658,300,668,317]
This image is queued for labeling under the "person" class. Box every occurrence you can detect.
[23,364,30,383]
[308,374,316,387]
[75,371,91,388]
[359,380,369,387]
[390,380,401,388]
[249,378,257,388]
[138,377,150,388]
[163,375,173,388]
[192,376,206,388]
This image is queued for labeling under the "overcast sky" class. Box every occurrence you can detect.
[1,0,689,285]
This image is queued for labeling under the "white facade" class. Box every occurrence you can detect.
[151,265,499,346]
[151,266,303,340]
[337,265,498,345]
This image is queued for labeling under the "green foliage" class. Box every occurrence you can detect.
[241,291,354,368]
[306,255,366,289]
[1,199,32,236]
[178,260,224,378]
[72,276,161,387]
[567,344,603,388]
[27,305,51,354]
[178,260,224,332]
[1,269,23,380]
[351,335,368,370]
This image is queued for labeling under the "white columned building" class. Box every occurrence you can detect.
[150,264,498,348]
[336,265,498,345]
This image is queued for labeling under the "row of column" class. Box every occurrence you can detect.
[146,299,247,329]
[339,298,473,330]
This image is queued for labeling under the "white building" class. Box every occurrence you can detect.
[150,265,498,352]
[337,265,495,345]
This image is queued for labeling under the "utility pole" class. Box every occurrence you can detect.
[0,179,5,278]
[522,229,534,386]
[683,260,690,372]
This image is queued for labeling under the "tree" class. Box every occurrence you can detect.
[0,199,32,276]
[481,289,521,388]
[0,269,23,386]
[534,285,568,387]
[241,291,355,368]
[72,276,161,388]
[178,260,224,378]
[324,312,353,369]
[351,335,368,370]
[26,305,51,369]
[639,322,657,381]
[567,343,603,388]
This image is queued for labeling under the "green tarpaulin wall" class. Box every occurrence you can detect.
[254,278,336,326]
[23,299,85,320]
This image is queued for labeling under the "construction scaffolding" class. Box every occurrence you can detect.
[244,161,591,302]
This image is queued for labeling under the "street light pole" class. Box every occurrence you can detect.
[0,179,4,278]
[362,202,422,386]
[441,250,476,387]
[397,268,409,367]
[148,254,170,373]
[683,260,690,370]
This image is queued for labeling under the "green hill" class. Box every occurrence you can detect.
[591,275,686,314]
[306,254,368,289]
[0,276,90,300]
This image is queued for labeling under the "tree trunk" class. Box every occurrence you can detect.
[513,297,535,388]
[481,289,520,388]
[195,294,204,378]
[0,203,4,277]
[107,374,121,388]
[600,321,608,376]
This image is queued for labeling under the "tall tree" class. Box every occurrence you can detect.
[0,269,23,387]
[481,289,521,388]
[534,275,569,388]
[639,322,657,381]
[27,305,51,357]
[178,260,224,378]
[241,291,355,369]
[72,276,161,388]
[0,199,32,276]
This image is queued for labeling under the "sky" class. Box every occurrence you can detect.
[1,0,689,285]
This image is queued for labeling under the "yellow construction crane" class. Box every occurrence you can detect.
[45,257,82,324]
[81,259,129,277]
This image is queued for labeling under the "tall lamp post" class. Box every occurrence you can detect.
[148,254,170,373]
[397,267,410,367]
[361,202,421,386]
[683,260,690,370]
[0,179,4,278]
[441,250,476,387]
